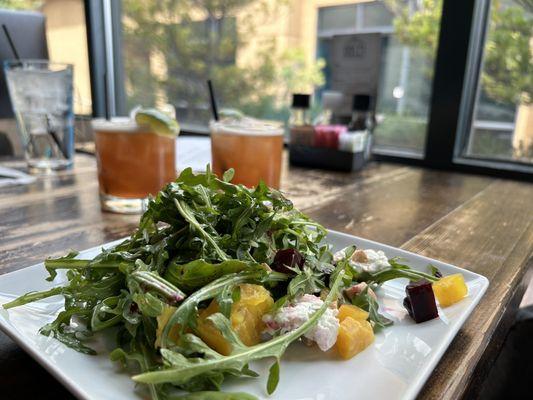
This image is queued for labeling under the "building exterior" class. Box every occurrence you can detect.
[41,0,92,115]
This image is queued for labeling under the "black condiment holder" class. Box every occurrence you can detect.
[289,145,366,172]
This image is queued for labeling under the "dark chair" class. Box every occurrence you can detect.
[0,10,48,158]
[0,131,14,156]
[0,9,48,119]
[480,305,533,399]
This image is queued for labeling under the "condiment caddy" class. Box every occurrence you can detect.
[289,93,374,172]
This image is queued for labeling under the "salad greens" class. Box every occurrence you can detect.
[3,166,436,399]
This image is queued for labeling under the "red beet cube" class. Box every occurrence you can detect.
[271,248,305,275]
[403,279,439,323]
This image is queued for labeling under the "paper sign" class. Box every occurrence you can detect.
[330,33,382,115]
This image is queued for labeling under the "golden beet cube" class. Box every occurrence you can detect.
[197,300,232,355]
[338,304,369,322]
[336,316,374,360]
[432,273,468,307]
[197,284,274,355]
[155,305,180,347]
[231,283,274,346]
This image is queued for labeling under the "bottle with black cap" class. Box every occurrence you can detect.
[348,94,373,131]
[346,94,374,160]
[289,93,314,146]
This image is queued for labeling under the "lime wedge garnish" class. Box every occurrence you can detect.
[220,108,244,120]
[135,108,180,137]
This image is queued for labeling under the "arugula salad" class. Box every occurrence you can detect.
[3,167,466,400]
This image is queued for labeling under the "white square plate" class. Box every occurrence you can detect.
[0,230,488,400]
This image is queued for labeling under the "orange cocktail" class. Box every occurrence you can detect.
[210,119,284,188]
[92,118,176,213]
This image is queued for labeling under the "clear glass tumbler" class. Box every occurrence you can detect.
[4,60,74,172]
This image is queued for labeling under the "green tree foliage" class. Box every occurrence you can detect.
[483,3,532,104]
[387,0,532,105]
[0,0,42,9]
[122,0,325,122]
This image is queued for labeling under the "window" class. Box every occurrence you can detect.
[89,0,532,178]
[459,0,532,165]
[119,0,443,151]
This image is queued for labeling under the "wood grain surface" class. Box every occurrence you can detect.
[0,154,532,400]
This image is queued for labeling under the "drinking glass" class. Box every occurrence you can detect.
[4,60,74,172]
[92,118,176,214]
[210,118,284,188]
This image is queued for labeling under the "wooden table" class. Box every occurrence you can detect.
[1,154,532,399]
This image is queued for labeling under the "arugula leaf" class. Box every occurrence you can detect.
[130,270,186,305]
[359,258,439,285]
[111,333,163,400]
[40,308,96,355]
[132,268,344,389]
[3,286,64,309]
[167,391,257,400]
[91,293,129,331]
[222,168,235,183]
[428,264,443,278]
[351,287,392,330]
[287,266,324,298]
[267,360,280,395]
[174,198,229,261]
[216,285,236,318]
[164,259,263,293]
[133,292,164,318]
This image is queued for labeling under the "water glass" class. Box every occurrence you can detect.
[4,60,74,172]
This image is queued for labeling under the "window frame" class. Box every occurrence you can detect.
[85,0,533,180]
[85,0,126,118]
[453,0,533,176]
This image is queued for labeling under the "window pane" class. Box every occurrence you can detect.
[361,2,394,28]
[120,0,442,156]
[372,1,442,155]
[461,0,533,164]
[317,4,357,32]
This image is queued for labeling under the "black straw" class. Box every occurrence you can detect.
[207,79,219,121]
[2,24,20,61]
[103,72,110,120]
[46,116,69,159]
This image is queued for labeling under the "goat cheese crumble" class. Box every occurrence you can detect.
[263,294,339,351]
[334,248,391,273]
